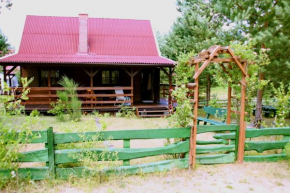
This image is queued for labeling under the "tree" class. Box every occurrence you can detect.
[212,0,290,127]
[158,0,243,104]
[160,0,226,60]
[0,32,10,57]
[0,0,12,14]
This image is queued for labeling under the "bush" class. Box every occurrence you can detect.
[116,106,136,118]
[48,76,82,121]
[29,109,40,117]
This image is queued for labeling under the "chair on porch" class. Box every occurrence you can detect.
[114,86,131,106]
[85,89,97,108]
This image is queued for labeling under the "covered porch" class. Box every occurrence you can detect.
[3,64,175,116]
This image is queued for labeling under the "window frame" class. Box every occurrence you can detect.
[101,69,120,85]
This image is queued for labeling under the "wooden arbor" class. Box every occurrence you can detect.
[188,45,247,167]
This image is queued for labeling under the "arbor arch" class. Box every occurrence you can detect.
[188,45,247,167]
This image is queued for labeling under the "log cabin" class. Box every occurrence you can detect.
[0,14,175,116]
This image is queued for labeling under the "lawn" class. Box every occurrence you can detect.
[2,113,290,193]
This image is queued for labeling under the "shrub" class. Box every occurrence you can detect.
[29,109,40,117]
[116,105,136,118]
[49,76,82,121]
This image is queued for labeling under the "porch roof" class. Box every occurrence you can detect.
[0,54,175,66]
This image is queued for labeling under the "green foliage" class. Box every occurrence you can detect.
[212,0,290,87]
[48,76,82,121]
[0,78,44,189]
[103,113,110,118]
[0,32,10,57]
[116,106,136,118]
[56,118,118,179]
[1,77,34,116]
[212,41,270,122]
[159,0,236,61]
[272,83,290,127]
[48,99,66,121]
[208,94,222,108]
[29,109,40,117]
[169,52,195,128]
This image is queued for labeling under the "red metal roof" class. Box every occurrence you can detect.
[0,15,175,66]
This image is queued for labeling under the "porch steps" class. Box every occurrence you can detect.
[136,107,170,118]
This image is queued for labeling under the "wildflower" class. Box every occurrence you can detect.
[172,73,176,76]
[11,171,16,178]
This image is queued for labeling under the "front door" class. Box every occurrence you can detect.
[141,69,154,102]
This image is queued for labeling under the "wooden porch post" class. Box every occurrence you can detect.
[237,62,246,163]
[84,68,100,88]
[168,67,172,107]
[90,69,93,87]
[48,70,51,103]
[3,65,7,83]
[131,68,134,106]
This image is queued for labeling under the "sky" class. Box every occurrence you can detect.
[0,0,181,52]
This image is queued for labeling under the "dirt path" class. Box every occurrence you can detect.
[56,162,290,193]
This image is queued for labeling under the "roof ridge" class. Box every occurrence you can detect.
[26,15,150,22]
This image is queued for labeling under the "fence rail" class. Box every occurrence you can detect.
[3,125,289,180]
[0,125,239,180]
[214,127,290,162]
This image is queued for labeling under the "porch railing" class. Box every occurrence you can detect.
[12,87,133,108]
[160,84,194,102]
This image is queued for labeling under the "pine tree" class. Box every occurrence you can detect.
[0,32,10,57]
[212,0,290,126]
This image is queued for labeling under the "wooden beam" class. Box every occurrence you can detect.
[190,63,199,168]
[227,85,232,124]
[160,67,169,76]
[3,65,7,83]
[227,64,232,124]
[218,63,229,74]
[132,68,141,78]
[168,67,172,107]
[123,68,132,77]
[238,62,246,163]
[7,66,17,75]
[193,46,221,79]
[131,68,134,106]
[48,70,51,87]
[227,48,246,76]
[84,69,91,77]
[92,68,101,77]
[90,69,93,87]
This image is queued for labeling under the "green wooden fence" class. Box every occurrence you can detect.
[0,125,244,180]
[214,127,290,162]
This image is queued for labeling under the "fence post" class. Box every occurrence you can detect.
[235,125,239,161]
[123,139,130,166]
[47,127,55,179]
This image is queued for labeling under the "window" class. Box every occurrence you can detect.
[40,70,60,87]
[102,70,120,85]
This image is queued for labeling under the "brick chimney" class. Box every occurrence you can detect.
[78,14,88,53]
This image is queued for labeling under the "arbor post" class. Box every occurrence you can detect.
[190,63,199,168]
[237,62,246,163]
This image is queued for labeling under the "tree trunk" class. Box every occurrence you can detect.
[206,74,211,106]
[254,73,264,128]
